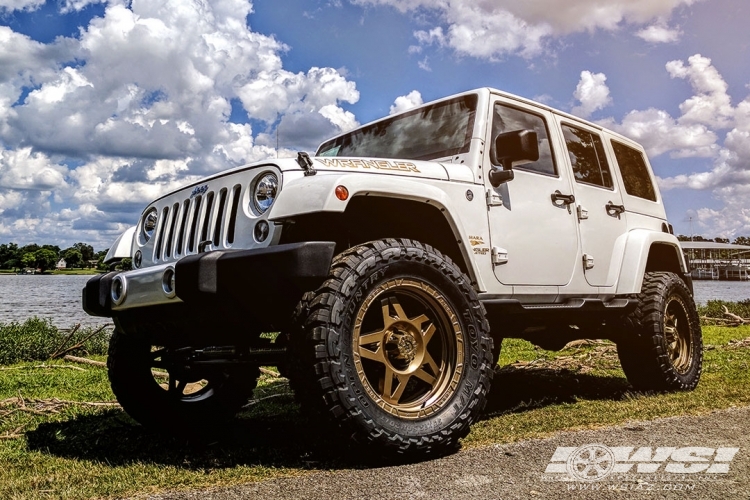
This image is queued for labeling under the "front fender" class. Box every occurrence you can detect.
[270,172,464,222]
[268,172,486,290]
[616,230,687,295]
[104,226,136,264]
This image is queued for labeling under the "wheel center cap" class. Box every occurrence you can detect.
[385,328,418,369]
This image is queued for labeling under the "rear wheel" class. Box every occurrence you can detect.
[617,272,702,391]
[289,239,494,457]
[108,328,259,435]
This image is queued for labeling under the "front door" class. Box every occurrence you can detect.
[486,99,579,286]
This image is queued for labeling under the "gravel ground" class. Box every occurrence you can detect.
[151,406,750,500]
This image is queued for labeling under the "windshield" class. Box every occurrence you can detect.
[316,94,478,161]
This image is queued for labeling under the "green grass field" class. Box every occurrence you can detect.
[1,324,749,499]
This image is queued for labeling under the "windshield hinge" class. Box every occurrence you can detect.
[297,151,316,176]
[486,188,503,207]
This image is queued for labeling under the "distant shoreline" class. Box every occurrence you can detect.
[0,269,100,276]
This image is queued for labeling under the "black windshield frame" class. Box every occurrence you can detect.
[316,94,478,161]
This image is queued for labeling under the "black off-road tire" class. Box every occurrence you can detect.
[289,238,494,457]
[616,271,702,391]
[107,328,259,436]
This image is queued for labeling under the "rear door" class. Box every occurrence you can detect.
[556,118,627,287]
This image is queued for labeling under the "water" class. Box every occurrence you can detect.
[0,274,112,328]
[0,274,748,327]
[692,280,750,305]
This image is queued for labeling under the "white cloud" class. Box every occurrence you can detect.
[636,21,682,43]
[666,54,734,129]
[59,0,106,13]
[601,55,733,159]
[0,147,68,190]
[605,56,750,237]
[0,0,360,249]
[0,0,44,12]
[389,90,424,115]
[353,0,700,59]
[600,108,718,158]
[571,71,612,118]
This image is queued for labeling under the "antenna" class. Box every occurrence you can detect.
[276,121,279,159]
[689,216,694,241]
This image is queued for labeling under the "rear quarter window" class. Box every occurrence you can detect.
[611,140,657,202]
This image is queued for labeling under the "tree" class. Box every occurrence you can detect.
[0,243,20,269]
[21,253,36,269]
[34,248,58,272]
[20,243,40,256]
[115,257,132,271]
[41,244,60,255]
[63,248,83,268]
[73,242,95,265]
[734,236,750,246]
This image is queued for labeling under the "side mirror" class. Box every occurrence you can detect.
[489,129,539,187]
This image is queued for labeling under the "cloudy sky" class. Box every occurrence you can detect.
[0,0,749,250]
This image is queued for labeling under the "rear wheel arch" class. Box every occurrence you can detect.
[645,242,685,275]
[616,232,688,294]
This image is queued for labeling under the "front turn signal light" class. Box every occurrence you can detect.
[335,185,349,201]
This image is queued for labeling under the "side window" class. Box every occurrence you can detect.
[492,103,556,175]
[562,124,613,189]
[611,140,657,201]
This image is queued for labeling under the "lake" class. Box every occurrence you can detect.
[692,279,750,305]
[0,274,748,328]
[0,274,111,328]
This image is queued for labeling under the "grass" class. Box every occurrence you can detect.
[1,325,750,499]
[698,299,750,320]
[50,269,101,275]
[0,318,110,365]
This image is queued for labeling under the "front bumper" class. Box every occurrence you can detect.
[83,242,336,325]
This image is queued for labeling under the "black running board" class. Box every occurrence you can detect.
[480,297,637,321]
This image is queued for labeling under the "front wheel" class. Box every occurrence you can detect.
[617,271,702,391]
[107,328,259,436]
[289,239,494,457]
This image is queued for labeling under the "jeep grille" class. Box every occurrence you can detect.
[152,184,242,262]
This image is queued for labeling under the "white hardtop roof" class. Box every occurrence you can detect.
[318,87,640,152]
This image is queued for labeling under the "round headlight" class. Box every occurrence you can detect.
[141,208,158,243]
[253,173,278,214]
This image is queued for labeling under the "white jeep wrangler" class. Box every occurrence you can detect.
[84,88,701,457]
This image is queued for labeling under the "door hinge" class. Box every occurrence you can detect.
[486,189,503,207]
[583,253,595,270]
[492,246,509,265]
[577,205,589,221]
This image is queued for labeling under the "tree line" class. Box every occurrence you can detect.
[0,242,108,272]
[676,235,750,246]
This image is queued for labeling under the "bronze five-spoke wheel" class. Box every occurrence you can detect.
[289,239,494,457]
[354,280,463,418]
[617,271,702,391]
[663,294,694,375]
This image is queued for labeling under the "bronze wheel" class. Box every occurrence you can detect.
[353,279,463,419]
[289,239,494,457]
[663,294,694,374]
[617,272,702,391]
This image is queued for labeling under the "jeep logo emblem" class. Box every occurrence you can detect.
[190,185,208,198]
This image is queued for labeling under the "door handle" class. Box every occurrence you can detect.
[605,201,625,219]
[551,190,575,213]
